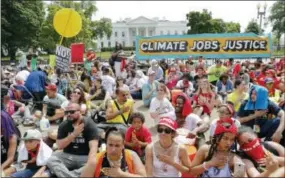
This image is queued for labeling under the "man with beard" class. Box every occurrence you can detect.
[46,103,99,177]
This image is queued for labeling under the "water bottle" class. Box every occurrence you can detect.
[40,117,50,138]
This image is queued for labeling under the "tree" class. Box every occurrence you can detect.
[269,1,285,49]
[244,20,261,34]
[186,9,241,34]
[39,1,112,52]
[1,0,45,60]
[209,19,226,33]
[186,9,212,34]
[225,22,241,33]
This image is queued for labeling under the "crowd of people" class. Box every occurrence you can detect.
[1,43,285,177]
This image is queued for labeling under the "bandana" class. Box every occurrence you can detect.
[28,143,40,159]
[214,119,237,136]
[240,138,265,162]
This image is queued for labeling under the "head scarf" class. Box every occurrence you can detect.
[245,85,268,110]
[172,92,192,117]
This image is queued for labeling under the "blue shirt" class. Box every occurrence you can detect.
[24,71,46,93]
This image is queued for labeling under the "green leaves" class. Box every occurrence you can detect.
[269,1,285,39]
[186,9,241,34]
[245,20,261,35]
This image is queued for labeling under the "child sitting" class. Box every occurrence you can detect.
[9,129,53,178]
[125,112,152,161]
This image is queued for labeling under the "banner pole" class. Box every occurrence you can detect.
[59,36,64,45]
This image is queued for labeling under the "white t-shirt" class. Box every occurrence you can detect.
[137,78,147,89]
[149,97,176,120]
[101,75,116,95]
[209,118,241,137]
[183,113,202,131]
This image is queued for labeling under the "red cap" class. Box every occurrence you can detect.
[214,119,237,136]
[158,117,177,131]
[45,84,57,91]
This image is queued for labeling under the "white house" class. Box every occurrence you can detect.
[97,16,188,49]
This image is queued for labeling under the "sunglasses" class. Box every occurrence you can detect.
[157,127,173,134]
[64,110,77,115]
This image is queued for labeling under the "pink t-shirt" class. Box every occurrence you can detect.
[125,126,152,155]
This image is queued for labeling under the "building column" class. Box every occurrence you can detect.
[136,27,139,36]
[146,27,149,37]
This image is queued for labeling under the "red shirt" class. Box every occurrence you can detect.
[256,73,266,86]
[125,126,152,154]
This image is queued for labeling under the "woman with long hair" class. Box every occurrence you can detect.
[145,117,191,177]
[192,78,218,117]
[189,119,245,177]
[1,110,21,174]
[236,126,284,177]
[149,84,175,123]
[81,127,146,177]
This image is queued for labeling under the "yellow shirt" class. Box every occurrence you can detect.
[207,65,227,82]
[227,91,249,112]
[108,99,134,123]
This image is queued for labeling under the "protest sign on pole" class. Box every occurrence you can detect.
[56,45,70,72]
[135,33,272,60]
[71,43,84,64]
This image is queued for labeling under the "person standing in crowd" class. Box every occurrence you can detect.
[237,126,284,177]
[195,56,206,73]
[148,59,164,82]
[24,68,48,110]
[149,84,176,123]
[237,85,285,145]
[81,127,146,177]
[189,119,245,177]
[47,103,99,177]
[142,71,159,107]
[42,84,68,123]
[112,42,124,77]
[207,59,228,86]
[145,117,191,177]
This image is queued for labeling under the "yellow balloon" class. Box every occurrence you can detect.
[53,8,82,38]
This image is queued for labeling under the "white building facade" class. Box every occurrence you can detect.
[97,16,188,49]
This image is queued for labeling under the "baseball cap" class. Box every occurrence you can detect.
[45,84,57,91]
[22,129,42,140]
[158,117,177,131]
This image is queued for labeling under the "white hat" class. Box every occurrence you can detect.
[22,129,42,140]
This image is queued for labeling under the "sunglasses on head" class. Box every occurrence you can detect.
[64,110,77,115]
[157,127,173,134]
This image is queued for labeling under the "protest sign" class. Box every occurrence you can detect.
[71,43,84,64]
[56,45,70,71]
[135,33,272,60]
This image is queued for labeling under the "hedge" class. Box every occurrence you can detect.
[101,46,135,52]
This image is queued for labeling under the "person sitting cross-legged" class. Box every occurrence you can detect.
[46,103,99,177]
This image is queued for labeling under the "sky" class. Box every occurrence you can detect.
[92,1,276,33]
